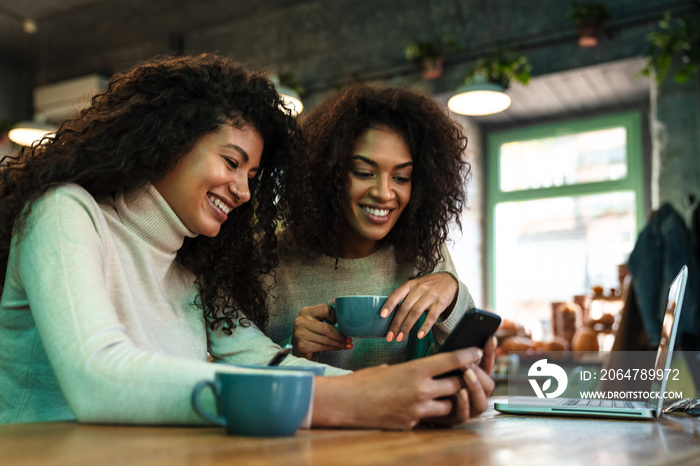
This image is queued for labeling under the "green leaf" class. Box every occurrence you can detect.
[642,11,700,84]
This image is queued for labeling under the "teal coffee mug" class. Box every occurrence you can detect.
[334,295,390,337]
[191,370,313,436]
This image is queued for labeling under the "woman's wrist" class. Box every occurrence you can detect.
[311,375,356,427]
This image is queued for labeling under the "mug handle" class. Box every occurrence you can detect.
[191,380,226,426]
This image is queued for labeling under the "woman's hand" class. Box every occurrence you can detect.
[382,272,458,342]
[311,345,494,430]
[292,303,352,359]
[420,335,497,426]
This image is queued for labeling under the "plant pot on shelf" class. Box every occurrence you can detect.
[418,56,443,80]
[567,2,611,48]
[404,32,459,81]
[577,23,601,47]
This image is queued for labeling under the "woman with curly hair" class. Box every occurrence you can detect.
[266,85,484,371]
[0,54,493,429]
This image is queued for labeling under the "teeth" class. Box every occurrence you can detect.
[209,196,231,215]
[362,206,390,217]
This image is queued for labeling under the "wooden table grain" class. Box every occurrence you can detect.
[2,399,699,465]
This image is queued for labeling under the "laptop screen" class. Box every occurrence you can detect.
[650,265,688,415]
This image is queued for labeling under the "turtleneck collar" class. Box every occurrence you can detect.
[112,183,197,254]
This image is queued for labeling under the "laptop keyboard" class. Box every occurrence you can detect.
[562,399,638,409]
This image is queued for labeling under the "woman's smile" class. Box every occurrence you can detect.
[207,193,233,219]
[360,205,393,223]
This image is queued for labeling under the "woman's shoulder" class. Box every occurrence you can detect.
[29,183,105,225]
[36,183,98,207]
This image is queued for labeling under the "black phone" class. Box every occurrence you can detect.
[435,308,501,378]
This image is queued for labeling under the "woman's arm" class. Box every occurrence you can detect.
[424,245,475,348]
[311,342,495,429]
[15,187,233,424]
[208,318,350,376]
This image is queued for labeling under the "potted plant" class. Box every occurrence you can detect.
[641,12,700,84]
[404,32,460,80]
[464,48,531,89]
[567,1,612,47]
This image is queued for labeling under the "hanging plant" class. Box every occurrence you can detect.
[641,12,700,84]
[404,32,461,80]
[567,1,612,47]
[277,72,306,97]
[463,48,531,89]
[567,1,611,25]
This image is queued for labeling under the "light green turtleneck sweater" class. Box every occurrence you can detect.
[0,183,343,425]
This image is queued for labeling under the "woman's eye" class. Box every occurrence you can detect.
[352,171,373,179]
[394,175,412,184]
[223,157,237,169]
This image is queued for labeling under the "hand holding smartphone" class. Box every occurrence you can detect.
[435,308,501,378]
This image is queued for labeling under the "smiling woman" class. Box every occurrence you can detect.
[0,54,495,430]
[0,53,307,424]
[265,85,483,372]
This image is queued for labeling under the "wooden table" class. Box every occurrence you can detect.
[2,399,699,465]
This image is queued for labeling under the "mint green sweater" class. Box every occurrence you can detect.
[0,184,342,425]
[265,233,474,370]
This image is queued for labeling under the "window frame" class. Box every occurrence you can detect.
[486,111,645,311]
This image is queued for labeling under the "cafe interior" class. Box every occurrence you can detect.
[1,0,700,464]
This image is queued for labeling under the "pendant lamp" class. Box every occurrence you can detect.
[447,74,511,116]
[270,75,303,116]
[8,118,56,147]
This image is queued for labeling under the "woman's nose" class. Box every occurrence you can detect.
[230,178,251,204]
[369,175,394,201]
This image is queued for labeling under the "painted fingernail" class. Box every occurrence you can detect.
[386,331,394,342]
[346,343,353,349]
[381,309,390,318]
[396,332,404,342]
[459,388,468,401]
[465,368,477,384]
[476,349,483,359]
[417,330,425,339]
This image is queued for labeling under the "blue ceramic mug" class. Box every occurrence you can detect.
[191,370,313,436]
[334,295,390,337]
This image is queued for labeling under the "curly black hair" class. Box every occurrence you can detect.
[284,84,470,277]
[0,53,305,333]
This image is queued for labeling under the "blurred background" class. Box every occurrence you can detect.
[1,0,698,354]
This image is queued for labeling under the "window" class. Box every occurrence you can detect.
[487,112,644,336]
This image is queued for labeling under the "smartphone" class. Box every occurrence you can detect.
[435,308,501,378]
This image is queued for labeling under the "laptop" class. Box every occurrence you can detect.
[494,265,688,420]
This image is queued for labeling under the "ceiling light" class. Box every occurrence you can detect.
[270,75,303,116]
[447,74,511,116]
[22,18,37,34]
[8,119,56,147]
[0,5,38,34]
